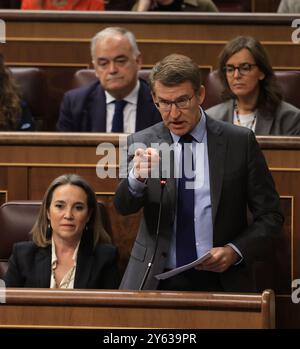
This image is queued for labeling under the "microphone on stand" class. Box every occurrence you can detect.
[139,177,167,290]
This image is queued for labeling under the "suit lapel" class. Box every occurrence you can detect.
[34,239,93,289]
[153,119,227,225]
[136,80,156,131]
[255,109,273,135]
[87,84,107,131]
[74,237,93,288]
[156,124,176,219]
[224,100,235,123]
[35,247,51,287]
[206,115,227,224]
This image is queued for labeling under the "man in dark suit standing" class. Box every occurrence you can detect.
[114,54,283,292]
[57,27,161,132]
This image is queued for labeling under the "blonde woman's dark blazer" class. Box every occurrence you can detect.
[4,237,120,289]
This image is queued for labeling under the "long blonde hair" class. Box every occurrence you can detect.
[31,174,111,247]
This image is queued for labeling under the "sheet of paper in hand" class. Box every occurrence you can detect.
[155,251,212,280]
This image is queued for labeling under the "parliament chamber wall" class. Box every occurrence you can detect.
[0,11,299,328]
[0,133,299,328]
[0,11,300,129]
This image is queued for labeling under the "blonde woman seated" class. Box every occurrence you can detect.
[4,174,120,289]
[206,36,300,135]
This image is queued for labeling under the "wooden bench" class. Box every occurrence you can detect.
[0,288,275,329]
[0,133,298,328]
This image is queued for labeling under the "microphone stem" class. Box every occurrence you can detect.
[139,180,166,290]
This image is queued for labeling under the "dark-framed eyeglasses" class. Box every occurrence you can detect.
[223,63,257,76]
[154,94,194,112]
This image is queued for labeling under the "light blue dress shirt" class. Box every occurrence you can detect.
[165,111,212,268]
[128,110,242,269]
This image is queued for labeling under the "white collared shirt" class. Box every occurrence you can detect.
[50,238,80,289]
[105,80,140,133]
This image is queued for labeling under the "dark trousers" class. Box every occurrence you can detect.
[157,269,224,292]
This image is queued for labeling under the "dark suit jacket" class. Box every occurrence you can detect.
[206,99,300,135]
[3,237,120,289]
[19,100,36,131]
[57,79,162,132]
[114,116,283,292]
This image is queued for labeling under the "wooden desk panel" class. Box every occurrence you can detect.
[0,289,275,329]
[0,133,298,328]
[1,11,299,131]
[1,11,300,69]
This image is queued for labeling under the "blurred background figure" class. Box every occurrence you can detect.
[0,0,21,8]
[105,0,135,10]
[133,0,218,12]
[3,173,120,289]
[206,36,300,135]
[0,54,35,131]
[277,0,300,12]
[21,0,105,10]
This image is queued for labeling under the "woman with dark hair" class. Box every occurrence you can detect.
[0,54,35,131]
[4,173,120,289]
[206,36,300,135]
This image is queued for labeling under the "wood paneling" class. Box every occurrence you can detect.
[0,133,299,328]
[0,288,275,329]
[253,0,281,12]
[1,11,300,69]
[1,11,299,130]
[276,295,300,329]
[0,191,7,206]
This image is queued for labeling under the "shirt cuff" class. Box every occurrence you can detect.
[128,169,147,198]
[227,243,243,265]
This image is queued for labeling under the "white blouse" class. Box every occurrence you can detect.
[50,239,80,289]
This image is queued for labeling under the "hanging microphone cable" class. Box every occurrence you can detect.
[139,178,167,290]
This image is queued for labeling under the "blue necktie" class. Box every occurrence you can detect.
[111,100,127,132]
[176,134,197,267]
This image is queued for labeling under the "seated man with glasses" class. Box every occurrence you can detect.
[57,27,161,132]
[206,35,300,135]
[114,53,283,292]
